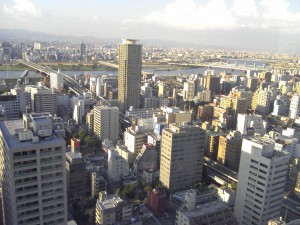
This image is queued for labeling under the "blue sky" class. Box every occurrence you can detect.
[1,0,300,51]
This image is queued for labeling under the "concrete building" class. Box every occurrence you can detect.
[234,137,290,225]
[175,189,237,225]
[160,123,205,190]
[183,81,195,100]
[95,192,132,225]
[66,138,86,201]
[93,105,119,143]
[197,105,214,121]
[0,94,20,119]
[133,143,158,175]
[268,218,300,225]
[252,87,274,116]
[0,114,67,225]
[108,149,129,182]
[50,72,64,91]
[219,95,247,119]
[247,77,258,92]
[236,113,267,136]
[217,130,243,172]
[73,99,84,124]
[30,86,57,115]
[205,75,221,94]
[86,109,94,135]
[118,39,142,112]
[124,126,147,155]
[289,95,300,119]
[204,131,224,161]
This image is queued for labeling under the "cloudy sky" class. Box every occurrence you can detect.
[1,0,300,51]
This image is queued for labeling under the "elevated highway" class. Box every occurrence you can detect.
[16,60,110,105]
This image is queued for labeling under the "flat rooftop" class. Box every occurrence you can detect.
[179,201,228,219]
[97,194,123,210]
[0,120,63,150]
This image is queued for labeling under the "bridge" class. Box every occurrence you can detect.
[16,60,111,105]
[98,61,119,69]
[168,61,269,71]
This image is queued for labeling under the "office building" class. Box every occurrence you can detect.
[236,113,267,136]
[86,109,94,135]
[95,192,132,225]
[108,149,129,182]
[197,105,214,121]
[183,81,195,100]
[0,113,67,225]
[247,77,258,92]
[217,130,243,172]
[118,39,142,112]
[234,137,290,225]
[160,123,205,190]
[93,105,119,143]
[80,42,86,57]
[0,94,20,119]
[50,72,64,91]
[289,95,300,119]
[66,138,86,201]
[205,75,220,94]
[252,87,274,116]
[124,126,147,155]
[204,131,224,161]
[30,86,57,115]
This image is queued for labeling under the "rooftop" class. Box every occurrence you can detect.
[0,120,63,150]
[179,200,229,219]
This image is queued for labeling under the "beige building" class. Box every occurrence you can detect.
[95,192,132,225]
[160,123,205,190]
[86,109,94,135]
[124,126,147,155]
[93,105,119,143]
[217,130,243,172]
[0,114,67,225]
[166,111,192,125]
[118,39,142,112]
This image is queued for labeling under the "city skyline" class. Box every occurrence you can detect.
[1,0,300,52]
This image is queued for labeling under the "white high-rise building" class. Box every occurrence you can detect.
[289,95,300,119]
[236,114,267,136]
[0,114,68,225]
[93,105,119,143]
[234,137,289,225]
[183,81,195,100]
[73,100,85,124]
[50,72,64,91]
[108,149,129,182]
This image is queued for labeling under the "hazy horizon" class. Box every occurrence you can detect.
[1,0,300,52]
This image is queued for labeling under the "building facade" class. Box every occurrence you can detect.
[118,39,142,112]
[159,123,205,190]
[0,114,67,225]
[234,137,290,225]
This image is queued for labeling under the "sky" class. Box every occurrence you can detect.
[1,0,300,52]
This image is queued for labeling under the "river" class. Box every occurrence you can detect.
[0,58,266,79]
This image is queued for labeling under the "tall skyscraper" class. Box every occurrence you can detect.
[93,105,119,143]
[159,123,205,190]
[234,137,289,225]
[118,39,142,112]
[80,42,86,57]
[0,113,67,225]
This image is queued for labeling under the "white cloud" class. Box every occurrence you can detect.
[142,0,300,32]
[4,0,41,18]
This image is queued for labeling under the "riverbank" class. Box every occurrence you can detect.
[0,62,201,72]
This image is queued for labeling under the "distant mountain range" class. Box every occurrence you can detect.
[0,28,299,54]
[0,28,226,49]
